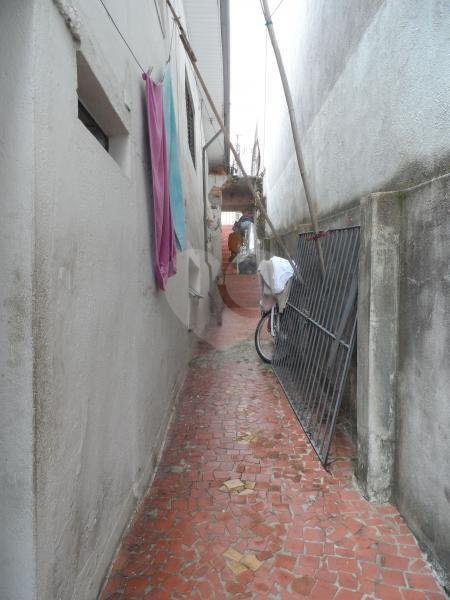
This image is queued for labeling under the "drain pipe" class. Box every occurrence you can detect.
[202,129,222,287]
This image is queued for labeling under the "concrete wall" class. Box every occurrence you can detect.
[0,2,36,598]
[264,0,450,232]
[396,174,450,583]
[0,1,221,598]
[260,0,450,582]
[343,176,450,585]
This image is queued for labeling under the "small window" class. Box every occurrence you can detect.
[76,51,130,172]
[78,100,109,151]
[185,75,196,167]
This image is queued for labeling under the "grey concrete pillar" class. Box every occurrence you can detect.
[356,192,401,502]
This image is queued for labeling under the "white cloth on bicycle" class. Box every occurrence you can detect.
[270,256,294,294]
[258,259,275,296]
[258,256,294,313]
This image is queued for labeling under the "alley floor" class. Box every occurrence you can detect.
[100,300,445,599]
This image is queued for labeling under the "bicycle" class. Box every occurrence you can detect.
[254,256,294,364]
[254,302,282,363]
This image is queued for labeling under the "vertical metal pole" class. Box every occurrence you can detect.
[260,0,325,277]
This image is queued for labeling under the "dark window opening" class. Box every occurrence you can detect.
[78,100,109,151]
[185,76,195,167]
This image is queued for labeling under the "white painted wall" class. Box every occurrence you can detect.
[0,0,223,598]
[264,0,450,232]
[0,2,36,599]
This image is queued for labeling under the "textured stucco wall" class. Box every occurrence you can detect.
[357,193,401,503]
[0,2,36,598]
[396,174,450,585]
[23,0,218,598]
[264,0,450,233]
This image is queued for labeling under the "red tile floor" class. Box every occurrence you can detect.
[100,305,445,599]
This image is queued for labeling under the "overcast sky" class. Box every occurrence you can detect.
[229,0,268,172]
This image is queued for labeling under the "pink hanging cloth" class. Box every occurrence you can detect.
[143,72,176,290]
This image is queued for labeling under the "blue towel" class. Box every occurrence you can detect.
[163,65,185,251]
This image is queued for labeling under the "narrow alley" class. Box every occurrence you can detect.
[100,240,445,599]
[1,2,449,599]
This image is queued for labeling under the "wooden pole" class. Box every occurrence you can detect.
[260,0,325,276]
[165,0,303,283]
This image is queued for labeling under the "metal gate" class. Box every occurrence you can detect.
[273,227,360,466]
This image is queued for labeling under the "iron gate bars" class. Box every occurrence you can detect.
[273,227,360,466]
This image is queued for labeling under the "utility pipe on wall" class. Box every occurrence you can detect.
[260,0,325,276]
[165,0,303,283]
[202,129,222,287]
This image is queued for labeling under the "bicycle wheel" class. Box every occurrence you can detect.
[255,310,276,363]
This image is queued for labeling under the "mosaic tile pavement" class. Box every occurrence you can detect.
[100,312,445,599]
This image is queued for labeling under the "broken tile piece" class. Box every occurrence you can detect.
[223,547,243,562]
[244,481,256,489]
[224,479,245,492]
[235,430,262,443]
[239,488,255,496]
[237,406,255,417]
[227,559,248,575]
[235,431,251,442]
[240,553,263,572]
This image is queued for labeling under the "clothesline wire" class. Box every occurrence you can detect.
[97,0,222,150]
[97,0,175,73]
[98,0,146,74]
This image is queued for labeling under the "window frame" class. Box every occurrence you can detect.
[185,74,196,168]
